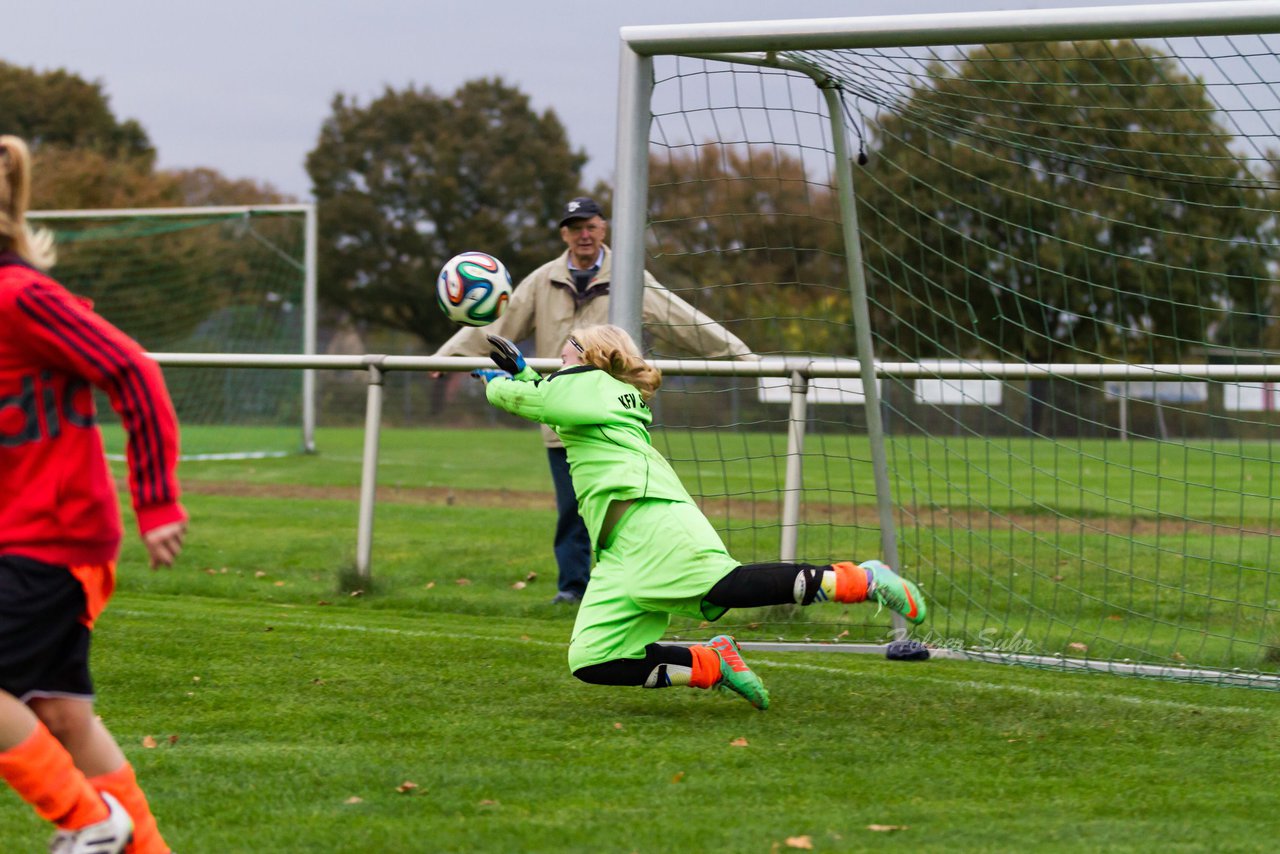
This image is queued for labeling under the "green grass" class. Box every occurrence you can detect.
[3,593,1278,852]
[6,425,1272,850]
[110,425,1280,525]
[107,426,1280,670]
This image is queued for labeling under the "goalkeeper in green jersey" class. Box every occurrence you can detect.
[475,324,926,710]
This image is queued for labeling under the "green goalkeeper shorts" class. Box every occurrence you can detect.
[567,498,738,672]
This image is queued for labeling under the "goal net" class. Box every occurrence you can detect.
[29,206,315,459]
[616,4,1280,687]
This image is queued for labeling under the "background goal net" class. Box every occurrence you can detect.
[616,5,1280,686]
[29,205,315,459]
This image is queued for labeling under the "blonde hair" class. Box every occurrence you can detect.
[0,136,56,269]
[571,324,662,401]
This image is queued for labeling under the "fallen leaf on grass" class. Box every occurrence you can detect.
[455,578,472,586]
[784,837,813,850]
[670,771,685,784]
[867,824,908,832]
[167,735,179,745]
[1067,642,1088,653]
[349,590,364,598]
[274,581,286,587]
[730,737,749,748]
[424,582,436,590]
[254,571,267,579]
[478,799,499,807]
[344,796,363,805]
[141,736,157,748]
[511,581,527,590]
[396,781,418,794]
[613,722,624,730]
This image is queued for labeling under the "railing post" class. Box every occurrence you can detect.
[780,369,810,562]
[356,359,386,581]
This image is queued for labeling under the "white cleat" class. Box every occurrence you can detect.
[48,792,134,854]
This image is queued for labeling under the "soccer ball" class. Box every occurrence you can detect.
[436,251,512,327]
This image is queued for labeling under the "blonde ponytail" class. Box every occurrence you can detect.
[570,324,662,401]
[0,136,56,269]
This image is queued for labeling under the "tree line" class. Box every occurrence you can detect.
[5,39,1276,363]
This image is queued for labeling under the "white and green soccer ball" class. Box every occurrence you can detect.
[436,251,512,327]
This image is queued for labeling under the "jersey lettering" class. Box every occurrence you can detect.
[0,372,94,447]
[617,392,648,411]
[0,375,40,447]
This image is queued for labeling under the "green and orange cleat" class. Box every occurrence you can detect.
[860,560,927,625]
[709,634,770,711]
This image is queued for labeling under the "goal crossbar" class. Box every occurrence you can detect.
[619,1,1280,54]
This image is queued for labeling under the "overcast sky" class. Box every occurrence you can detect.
[13,0,1187,200]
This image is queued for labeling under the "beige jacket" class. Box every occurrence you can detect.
[434,244,754,447]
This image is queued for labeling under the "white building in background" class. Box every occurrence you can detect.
[756,360,1003,406]
[1103,381,1209,404]
[1221,382,1280,411]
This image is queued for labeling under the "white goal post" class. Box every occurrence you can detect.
[607,1,1280,686]
[29,204,319,456]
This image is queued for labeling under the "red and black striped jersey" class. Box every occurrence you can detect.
[0,253,186,567]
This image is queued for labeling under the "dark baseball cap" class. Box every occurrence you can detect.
[558,197,605,228]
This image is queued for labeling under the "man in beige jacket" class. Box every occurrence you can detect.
[433,197,755,604]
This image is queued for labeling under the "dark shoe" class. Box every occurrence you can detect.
[550,591,582,605]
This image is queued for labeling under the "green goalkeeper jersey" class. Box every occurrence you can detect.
[485,366,694,547]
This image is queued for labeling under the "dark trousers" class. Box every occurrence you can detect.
[547,446,592,596]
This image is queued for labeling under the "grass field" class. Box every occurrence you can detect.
[5,425,1277,851]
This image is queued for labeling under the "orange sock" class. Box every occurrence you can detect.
[688,645,722,689]
[90,762,169,854]
[831,561,870,603]
[0,721,109,829]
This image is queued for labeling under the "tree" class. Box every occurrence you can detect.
[0,61,153,159]
[856,40,1276,366]
[28,146,182,209]
[2,62,287,210]
[647,143,844,355]
[3,60,294,352]
[306,77,587,348]
[168,167,290,207]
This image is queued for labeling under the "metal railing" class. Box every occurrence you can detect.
[147,353,1280,580]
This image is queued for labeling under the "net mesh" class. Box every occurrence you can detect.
[31,209,310,458]
[641,31,1280,686]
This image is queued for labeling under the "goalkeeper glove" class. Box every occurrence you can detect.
[471,369,510,384]
[486,335,527,375]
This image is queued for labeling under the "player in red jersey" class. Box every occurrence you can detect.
[0,136,185,854]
